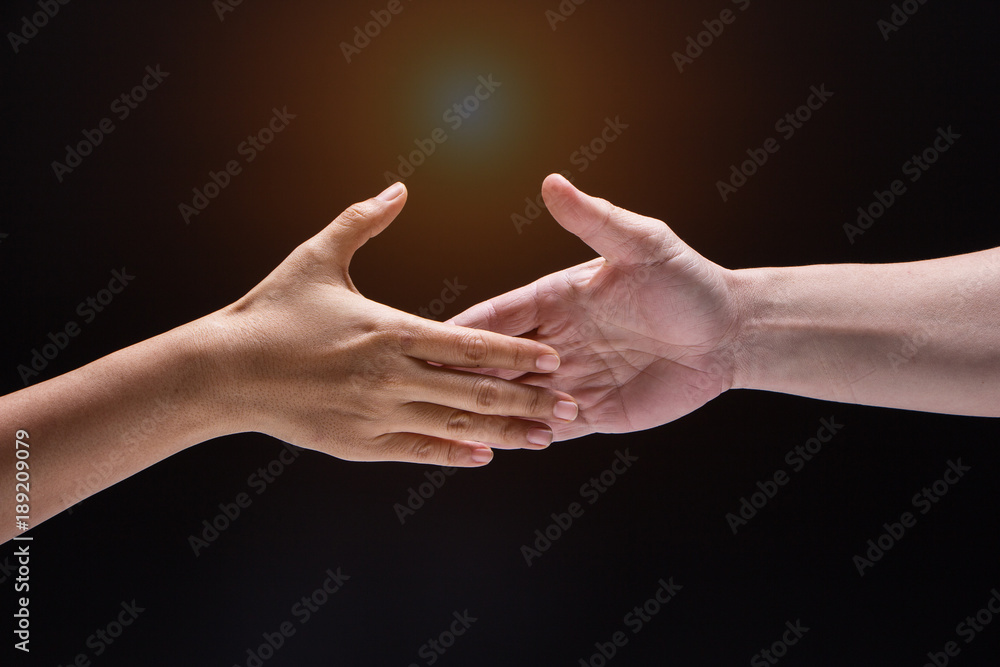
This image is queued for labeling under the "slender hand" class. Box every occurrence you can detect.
[0,183,578,541]
[451,174,1000,440]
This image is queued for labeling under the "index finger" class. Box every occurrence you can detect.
[448,280,543,337]
[401,318,561,374]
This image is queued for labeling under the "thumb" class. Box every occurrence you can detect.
[316,182,408,269]
[541,173,673,266]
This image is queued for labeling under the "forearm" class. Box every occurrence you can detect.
[730,248,1000,416]
[0,317,232,540]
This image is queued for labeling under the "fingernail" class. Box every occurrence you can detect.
[527,428,553,447]
[536,354,560,372]
[376,182,405,202]
[553,401,579,422]
[470,447,493,465]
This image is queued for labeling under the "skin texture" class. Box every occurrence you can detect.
[0,183,579,542]
[451,174,1000,440]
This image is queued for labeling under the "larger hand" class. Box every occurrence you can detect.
[450,175,741,440]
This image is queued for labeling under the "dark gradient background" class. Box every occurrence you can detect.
[2,1,999,665]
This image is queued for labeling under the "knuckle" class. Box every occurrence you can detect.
[396,329,417,354]
[440,442,463,467]
[521,388,543,416]
[339,202,372,227]
[289,240,329,272]
[461,331,490,367]
[597,197,620,230]
[506,339,527,369]
[445,411,474,437]
[472,376,501,411]
[353,329,412,390]
[371,327,402,356]
[410,437,437,463]
[495,417,519,444]
[353,352,403,392]
[484,301,501,332]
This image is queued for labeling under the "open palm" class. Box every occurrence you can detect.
[451,175,742,439]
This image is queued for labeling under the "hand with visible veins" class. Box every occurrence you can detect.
[451,174,1000,441]
[0,182,580,542]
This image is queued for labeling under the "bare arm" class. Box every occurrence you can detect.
[1,319,229,539]
[732,249,1000,416]
[451,174,999,441]
[0,184,578,542]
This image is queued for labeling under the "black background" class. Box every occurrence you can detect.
[2,0,999,665]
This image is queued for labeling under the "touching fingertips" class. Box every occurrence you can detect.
[470,447,493,465]
[553,400,579,422]
[536,354,561,372]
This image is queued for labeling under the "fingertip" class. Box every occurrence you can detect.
[445,313,471,328]
[536,353,561,372]
[469,446,494,466]
[376,181,406,202]
[553,400,579,422]
[543,172,573,193]
[526,427,554,448]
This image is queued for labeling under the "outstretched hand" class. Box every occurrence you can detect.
[450,174,742,440]
[204,182,579,466]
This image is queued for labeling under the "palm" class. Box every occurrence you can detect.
[451,174,740,441]
[516,248,737,438]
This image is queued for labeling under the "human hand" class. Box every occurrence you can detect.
[450,174,741,440]
[198,183,579,466]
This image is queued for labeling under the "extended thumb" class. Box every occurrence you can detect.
[318,182,408,267]
[541,174,669,265]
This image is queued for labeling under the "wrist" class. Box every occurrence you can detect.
[727,263,885,401]
[171,311,256,440]
[726,266,781,392]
